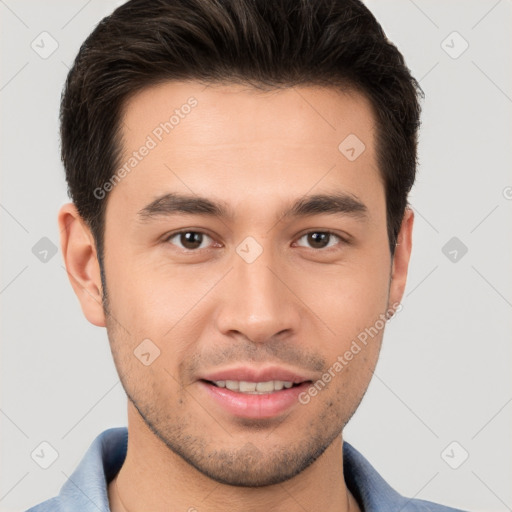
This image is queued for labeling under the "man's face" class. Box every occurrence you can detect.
[97,81,408,486]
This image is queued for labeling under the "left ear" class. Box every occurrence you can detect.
[388,207,414,309]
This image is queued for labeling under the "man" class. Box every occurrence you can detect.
[27,0,467,510]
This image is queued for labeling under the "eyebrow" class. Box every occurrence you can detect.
[137,191,369,223]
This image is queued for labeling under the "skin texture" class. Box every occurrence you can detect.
[59,81,414,512]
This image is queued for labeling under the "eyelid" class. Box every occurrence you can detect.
[293,230,349,250]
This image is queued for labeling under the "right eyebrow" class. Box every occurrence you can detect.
[137,193,233,221]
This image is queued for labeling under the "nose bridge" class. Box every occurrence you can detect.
[216,237,299,343]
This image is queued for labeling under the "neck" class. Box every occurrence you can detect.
[108,402,360,512]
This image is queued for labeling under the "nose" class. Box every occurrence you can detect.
[214,242,302,344]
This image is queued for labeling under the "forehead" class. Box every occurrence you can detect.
[121,80,376,150]
[111,80,382,220]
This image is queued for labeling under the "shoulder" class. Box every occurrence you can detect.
[25,497,62,512]
[343,441,468,512]
[24,427,127,512]
[392,497,468,511]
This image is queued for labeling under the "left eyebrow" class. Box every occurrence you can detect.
[279,192,369,222]
[136,191,369,223]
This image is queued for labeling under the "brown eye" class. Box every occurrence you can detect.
[166,231,212,250]
[296,231,342,250]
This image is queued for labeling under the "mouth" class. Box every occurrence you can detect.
[196,367,314,419]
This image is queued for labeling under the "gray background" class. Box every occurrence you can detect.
[1,1,511,511]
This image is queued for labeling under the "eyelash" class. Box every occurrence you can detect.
[163,229,349,253]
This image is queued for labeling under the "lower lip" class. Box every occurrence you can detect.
[199,381,310,419]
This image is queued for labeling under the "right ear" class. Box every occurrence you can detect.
[58,203,106,327]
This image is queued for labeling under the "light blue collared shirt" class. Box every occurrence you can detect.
[26,427,467,511]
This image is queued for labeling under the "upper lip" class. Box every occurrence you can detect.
[199,365,314,384]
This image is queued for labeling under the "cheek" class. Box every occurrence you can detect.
[106,256,181,319]
[303,259,391,340]
[105,258,219,366]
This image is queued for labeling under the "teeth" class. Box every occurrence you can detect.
[225,380,239,391]
[213,380,296,394]
[256,381,274,393]
[239,381,257,392]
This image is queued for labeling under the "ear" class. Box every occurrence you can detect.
[388,207,414,310]
[58,203,106,327]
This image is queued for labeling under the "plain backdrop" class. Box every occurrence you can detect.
[1,1,511,511]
